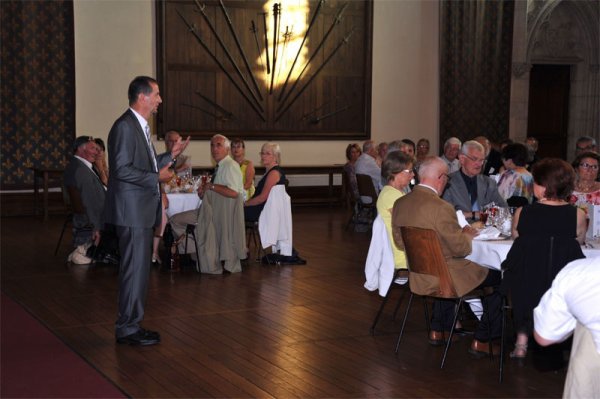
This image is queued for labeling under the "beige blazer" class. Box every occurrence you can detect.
[391,185,487,296]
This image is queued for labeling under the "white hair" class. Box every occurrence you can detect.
[212,134,230,149]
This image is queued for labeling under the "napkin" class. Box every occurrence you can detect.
[456,210,469,228]
[474,226,502,240]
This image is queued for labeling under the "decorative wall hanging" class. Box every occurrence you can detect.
[156,0,373,140]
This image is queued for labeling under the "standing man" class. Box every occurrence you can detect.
[105,76,189,346]
[442,140,507,222]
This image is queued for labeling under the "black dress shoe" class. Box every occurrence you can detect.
[139,328,160,340]
[116,330,160,346]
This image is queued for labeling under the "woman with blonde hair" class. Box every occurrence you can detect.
[244,142,285,221]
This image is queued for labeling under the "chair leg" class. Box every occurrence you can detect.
[394,293,414,354]
[499,295,508,383]
[54,217,70,256]
[441,298,463,369]
[370,270,401,335]
[189,228,200,273]
[422,297,431,334]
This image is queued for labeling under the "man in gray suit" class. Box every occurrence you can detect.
[63,136,105,249]
[442,140,507,222]
[105,76,189,346]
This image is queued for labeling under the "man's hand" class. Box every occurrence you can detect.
[171,136,191,158]
[92,230,101,246]
[159,162,174,183]
[462,225,479,238]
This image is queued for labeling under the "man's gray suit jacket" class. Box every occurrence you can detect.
[104,109,171,228]
[442,170,507,212]
[63,157,106,231]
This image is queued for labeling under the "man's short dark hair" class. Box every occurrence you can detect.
[128,76,157,106]
[532,158,575,201]
[501,143,528,167]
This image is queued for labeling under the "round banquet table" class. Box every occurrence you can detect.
[467,238,600,270]
[166,193,201,218]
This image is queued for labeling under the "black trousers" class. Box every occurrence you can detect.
[431,269,502,342]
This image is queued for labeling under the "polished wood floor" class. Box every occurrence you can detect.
[1,207,565,398]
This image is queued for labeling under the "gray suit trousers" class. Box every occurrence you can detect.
[115,225,153,338]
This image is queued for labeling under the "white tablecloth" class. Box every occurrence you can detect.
[166,193,201,218]
[467,239,600,270]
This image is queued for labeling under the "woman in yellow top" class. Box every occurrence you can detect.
[376,151,414,269]
[231,138,255,200]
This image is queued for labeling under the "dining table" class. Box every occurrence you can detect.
[165,193,201,218]
[467,237,600,270]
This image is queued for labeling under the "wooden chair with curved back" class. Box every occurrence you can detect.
[395,226,492,369]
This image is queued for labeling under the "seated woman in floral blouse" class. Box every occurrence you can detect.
[497,143,534,204]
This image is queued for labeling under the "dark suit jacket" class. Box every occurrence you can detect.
[442,170,508,212]
[104,109,170,228]
[391,185,488,297]
[63,157,106,231]
[483,148,503,176]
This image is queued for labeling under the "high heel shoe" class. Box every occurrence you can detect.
[509,343,528,359]
[152,254,162,265]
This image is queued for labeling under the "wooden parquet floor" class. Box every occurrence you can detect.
[1,207,565,398]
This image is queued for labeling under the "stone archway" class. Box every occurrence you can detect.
[509,0,599,160]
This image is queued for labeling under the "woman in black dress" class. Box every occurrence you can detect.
[502,158,586,358]
[244,142,286,222]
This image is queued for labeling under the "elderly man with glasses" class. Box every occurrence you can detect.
[442,140,507,222]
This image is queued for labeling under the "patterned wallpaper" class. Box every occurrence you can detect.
[1,0,74,190]
[440,0,514,146]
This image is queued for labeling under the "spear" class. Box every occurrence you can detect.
[193,0,263,109]
[218,0,263,101]
[262,12,270,75]
[278,2,349,109]
[277,0,324,102]
[176,9,265,121]
[250,20,266,75]
[269,3,280,94]
[276,27,355,122]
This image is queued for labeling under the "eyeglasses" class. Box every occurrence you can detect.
[400,169,414,175]
[418,145,429,149]
[462,153,485,164]
[580,162,599,170]
[438,173,450,180]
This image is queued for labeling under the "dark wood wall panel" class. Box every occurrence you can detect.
[156,0,372,140]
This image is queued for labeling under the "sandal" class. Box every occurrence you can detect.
[509,343,528,359]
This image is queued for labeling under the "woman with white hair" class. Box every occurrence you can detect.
[244,142,286,221]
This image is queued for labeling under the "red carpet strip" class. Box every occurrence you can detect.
[1,292,126,398]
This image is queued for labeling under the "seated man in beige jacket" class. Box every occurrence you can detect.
[391,156,503,356]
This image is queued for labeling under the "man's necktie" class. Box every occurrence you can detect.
[144,125,158,172]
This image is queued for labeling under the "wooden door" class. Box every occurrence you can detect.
[527,64,571,159]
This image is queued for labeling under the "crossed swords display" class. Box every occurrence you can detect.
[176,0,354,124]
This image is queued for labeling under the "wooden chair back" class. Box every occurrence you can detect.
[65,185,86,215]
[355,174,377,205]
[400,226,457,298]
[342,168,356,208]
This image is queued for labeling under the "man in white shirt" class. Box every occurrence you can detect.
[440,137,461,174]
[170,134,243,244]
[355,140,381,202]
[534,257,600,398]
